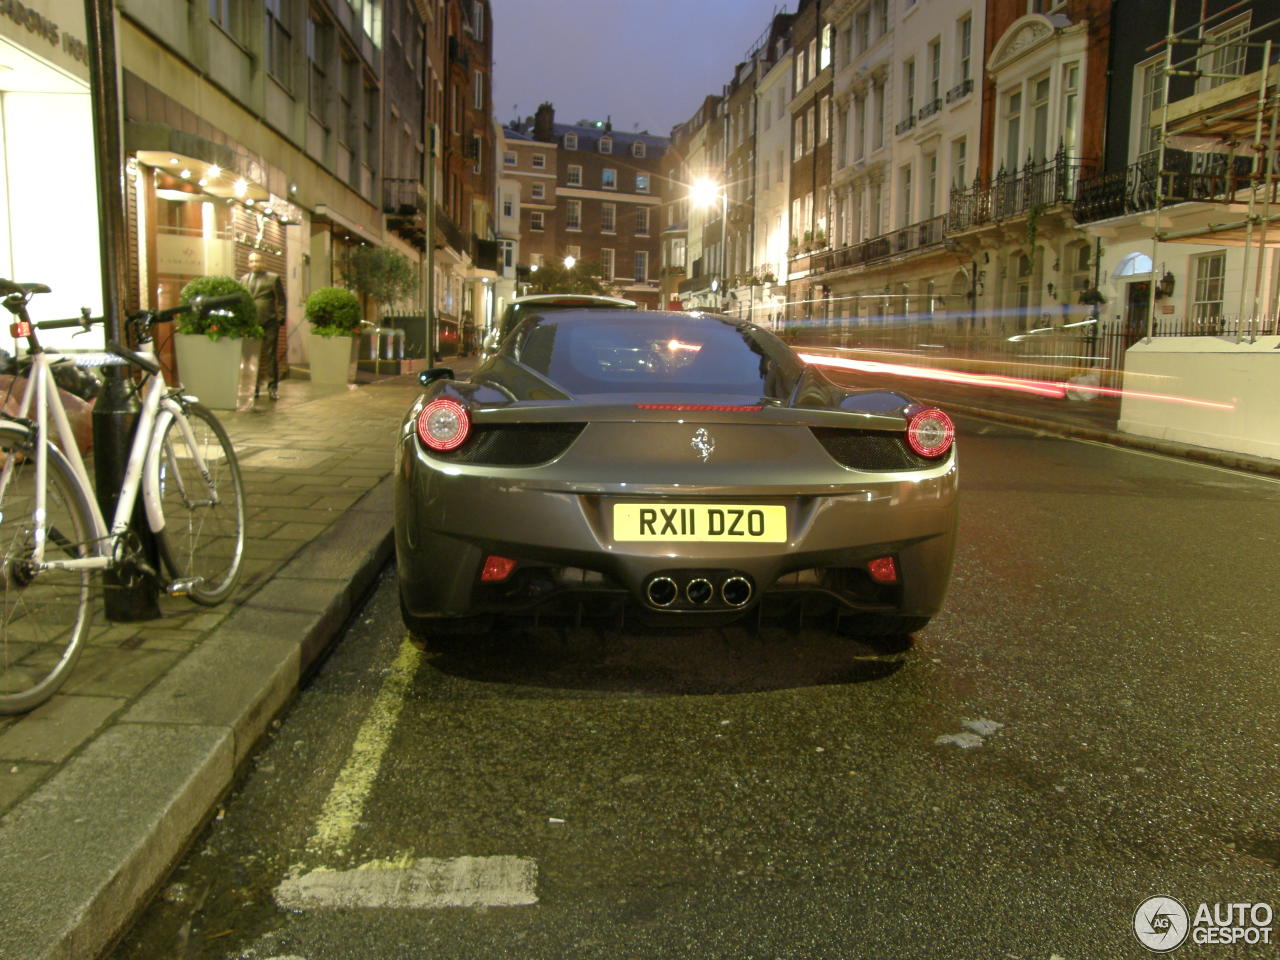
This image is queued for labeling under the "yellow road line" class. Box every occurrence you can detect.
[304,636,422,861]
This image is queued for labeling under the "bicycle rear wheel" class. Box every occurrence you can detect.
[0,424,98,714]
[153,402,246,606]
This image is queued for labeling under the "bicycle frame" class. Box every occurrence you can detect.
[0,344,213,574]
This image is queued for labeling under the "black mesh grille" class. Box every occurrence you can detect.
[810,427,936,471]
[431,422,586,466]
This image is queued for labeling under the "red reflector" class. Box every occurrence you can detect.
[480,555,517,582]
[867,556,899,584]
[635,404,762,411]
[9,321,31,339]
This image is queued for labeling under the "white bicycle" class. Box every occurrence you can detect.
[0,279,247,713]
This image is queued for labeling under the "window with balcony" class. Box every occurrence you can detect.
[1003,89,1022,170]
[927,38,941,104]
[565,199,581,231]
[899,163,913,227]
[1029,73,1050,162]
[1062,62,1080,155]
[1202,14,1249,91]
[601,203,616,233]
[951,137,967,192]
[924,152,938,218]
[1134,56,1164,159]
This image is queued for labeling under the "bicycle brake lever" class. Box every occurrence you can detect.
[73,307,92,336]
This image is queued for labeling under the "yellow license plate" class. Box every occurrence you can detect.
[612,503,787,542]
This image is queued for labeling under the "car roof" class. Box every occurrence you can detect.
[507,293,638,309]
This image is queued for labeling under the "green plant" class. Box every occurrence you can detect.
[524,260,609,295]
[340,244,418,314]
[305,286,363,337]
[178,276,260,341]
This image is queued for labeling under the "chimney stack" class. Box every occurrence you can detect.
[534,102,555,142]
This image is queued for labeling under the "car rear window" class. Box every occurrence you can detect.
[512,313,802,399]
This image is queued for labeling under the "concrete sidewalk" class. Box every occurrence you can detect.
[0,352,1274,960]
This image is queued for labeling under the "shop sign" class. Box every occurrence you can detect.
[0,0,89,65]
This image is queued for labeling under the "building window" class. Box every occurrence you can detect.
[635,173,650,193]
[210,0,234,31]
[602,168,616,190]
[793,115,805,161]
[903,60,915,124]
[1062,62,1080,155]
[565,199,581,230]
[924,153,938,218]
[820,23,833,70]
[473,69,484,110]
[503,150,516,166]
[671,237,687,269]
[1135,56,1164,158]
[951,137,967,192]
[854,94,866,160]
[531,153,546,169]
[1029,73,1050,162]
[632,140,646,158]
[307,14,329,118]
[501,240,513,269]
[899,163,913,227]
[566,244,581,261]
[635,208,650,236]
[818,95,830,143]
[470,0,485,41]
[856,9,870,54]
[564,132,577,150]
[958,15,972,83]
[531,182,545,200]
[531,211,544,231]
[1204,15,1249,89]
[873,0,888,38]
[601,202,616,233]
[1192,252,1226,323]
[927,38,941,105]
[601,247,615,279]
[599,136,613,154]
[566,164,582,186]
[634,250,649,283]
[1003,88,1022,171]
[502,195,514,218]
[872,80,884,151]
[264,0,290,84]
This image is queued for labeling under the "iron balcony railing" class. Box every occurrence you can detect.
[894,114,916,136]
[945,78,974,103]
[804,214,947,274]
[917,98,942,123]
[1073,148,1269,224]
[948,150,1091,231]
[383,177,427,216]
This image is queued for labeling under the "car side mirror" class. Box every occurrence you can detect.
[419,367,455,385]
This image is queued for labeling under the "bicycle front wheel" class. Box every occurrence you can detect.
[0,424,98,714]
[153,402,246,606]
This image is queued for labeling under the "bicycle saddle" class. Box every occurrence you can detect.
[0,279,51,296]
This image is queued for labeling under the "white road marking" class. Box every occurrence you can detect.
[275,855,538,910]
[962,718,1005,737]
[935,732,985,749]
[303,637,422,860]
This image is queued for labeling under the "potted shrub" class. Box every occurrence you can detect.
[175,275,262,410]
[305,286,364,385]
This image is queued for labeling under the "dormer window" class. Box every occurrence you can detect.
[564,132,578,150]
[632,141,646,158]
[599,136,613,154]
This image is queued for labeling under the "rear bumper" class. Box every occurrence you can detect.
[394,439,957,621]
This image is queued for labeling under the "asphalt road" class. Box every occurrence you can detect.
[108,415,1280,960]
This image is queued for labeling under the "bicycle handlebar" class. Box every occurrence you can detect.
[37,315,101,331]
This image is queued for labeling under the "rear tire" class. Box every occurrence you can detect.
[0,425,98,714]
[152,402,246,606]
[399,596,491,646]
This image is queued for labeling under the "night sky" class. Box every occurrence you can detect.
[490,0,792,138]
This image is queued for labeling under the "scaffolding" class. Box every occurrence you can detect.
[1148,0,1280,343]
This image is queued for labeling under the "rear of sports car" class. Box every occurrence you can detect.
[394,311,958,635]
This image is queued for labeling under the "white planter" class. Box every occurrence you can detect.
[308,332,358,384]
[174,334,261,411]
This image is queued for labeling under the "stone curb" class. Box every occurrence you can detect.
[0,475,397,960]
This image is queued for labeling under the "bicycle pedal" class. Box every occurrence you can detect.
[166,577,204,597]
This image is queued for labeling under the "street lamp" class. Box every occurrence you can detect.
[690,177,729,309]
[563,255,577,270]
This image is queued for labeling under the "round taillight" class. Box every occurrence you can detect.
[416,398,471,451]
[906,408,955,458]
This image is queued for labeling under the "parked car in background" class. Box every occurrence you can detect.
[395,309,958,642]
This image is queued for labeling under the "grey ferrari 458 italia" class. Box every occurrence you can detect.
[394,309,958,640]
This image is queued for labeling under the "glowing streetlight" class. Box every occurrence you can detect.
[563,255,577,270]
[689,177,729,308]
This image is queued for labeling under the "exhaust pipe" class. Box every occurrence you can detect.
[685,577,714,605]
[721,575,753,608]
[646,576,678,607]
